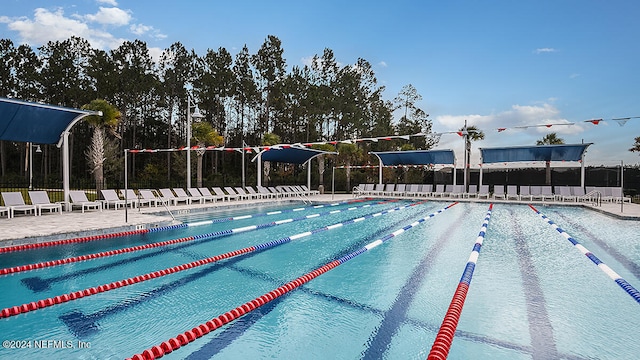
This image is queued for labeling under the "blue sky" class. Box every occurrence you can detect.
[1,0,639,166]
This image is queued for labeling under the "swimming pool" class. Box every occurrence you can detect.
[0,199,638,359]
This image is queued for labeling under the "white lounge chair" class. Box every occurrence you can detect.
[225,187,248,200]
[492,185,506,200]
[609,187,632,203]
[159,189,191,206]
[100,189,128,209]
[0,206,8,219]
[434,184,446,197]
[382,184,395,196]
[121,189,144,208]
[464,185,478,198]
[301,185,319,196]
[199,187,224,202]
[477,185,490,199]
[69,190,103,213]
[235,187,258,200]
[2,192,37,217]
[139,189,161,207]
[530,186,543,201]
[540,186,555,201]
[187,188,213,203]
[557,186,575,202]
[420,184,434,197]
[506,185,519,200]
[393,184,407,197]
[176,188,203,204]
[212,187,239,201]
[28,190,63,215]
[256,186,277,199]
[518,186,532,201]
[245,186,262,199]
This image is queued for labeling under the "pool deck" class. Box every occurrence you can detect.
[1,194,639,246]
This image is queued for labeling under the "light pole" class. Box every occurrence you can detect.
[28,143,42,190]
[186,93,203,189]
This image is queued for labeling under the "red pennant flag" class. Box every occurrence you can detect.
[587,119,602,125]
[497,128,506,132]
[456,131,463,136]
[545,124,552,128]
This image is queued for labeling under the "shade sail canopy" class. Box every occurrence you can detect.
[255,145,337,164]
[371,149,455,166]
[479,144,592,164]
[0,97,98,145]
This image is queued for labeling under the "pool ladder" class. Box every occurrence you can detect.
[584,190,602,207]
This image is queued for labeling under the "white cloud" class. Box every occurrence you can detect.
[97,0,118,5]
[129,23,166,39]
[84,7,131,26]
[436,103,583,132]
[147,46,164,63]
[6,8,124,48]
[378,61,387,67]
[130,23,152,35]
[3,6,164,50]
[534,47,557,54]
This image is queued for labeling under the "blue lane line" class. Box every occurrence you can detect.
[57,202,426,339]
[551,210,640,280]
[22,201,384,292]
[148,199,372,232]
[530,205,640,304]
[361,207,468,360]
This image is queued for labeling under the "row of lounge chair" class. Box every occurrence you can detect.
[493,185,631,203]
[354,184,632,203]
[0,185,320,218]
[354,184,491,199]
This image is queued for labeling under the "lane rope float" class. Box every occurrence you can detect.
[0,198,373,254]
[126,202,459,360]
[0,200,393,276]
[529,204,640,304]
[0,200,429,319]
[428,203,493,360]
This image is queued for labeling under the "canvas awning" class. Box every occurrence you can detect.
[254,145,337,165]
[0,97,98,145]
[479,144,592,164]
[0,97,100,206]
[371,149,456,166]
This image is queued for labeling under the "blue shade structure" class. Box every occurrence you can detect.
[371,149,455,166]
[479,144,592,164]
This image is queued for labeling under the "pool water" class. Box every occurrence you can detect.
[0,200,638,359]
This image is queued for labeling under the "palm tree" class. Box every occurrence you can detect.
[458,122,484,191]
[191,122,224,188]
[630,136,640,153]
[81,99,121,192]
[536,133,565,185]
[261,133,281,185]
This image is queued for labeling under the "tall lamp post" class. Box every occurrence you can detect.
[28,142,42,190]
[186,93,203,189]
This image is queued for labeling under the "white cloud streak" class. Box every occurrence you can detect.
[534,47,557,54]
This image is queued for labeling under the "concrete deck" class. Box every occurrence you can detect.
[1,194,638,247]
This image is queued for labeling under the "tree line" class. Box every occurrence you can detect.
[0,35,435,189]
